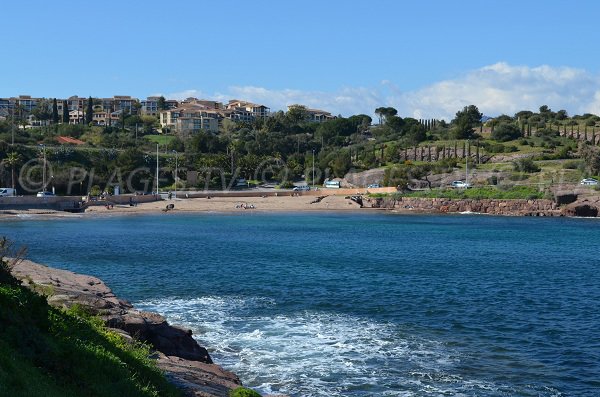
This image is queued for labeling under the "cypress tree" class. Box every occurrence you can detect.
[51,98,59,124]
[62,100,69,123]
[85,96,93,124]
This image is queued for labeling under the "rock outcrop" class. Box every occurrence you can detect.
[561,197,600,217]
[10,260,241,397]
[394,197,561,216]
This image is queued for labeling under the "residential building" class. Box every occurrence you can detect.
[307,108,336,123]
[287,104,336,123]
[141,97,160,116]
[0,95,41,116]
[112,95,137,114]
[181,98,224,110]
[67,96,86,111]
[159,104,219,134]
[69,110,84,124]
[227,99,270,118]
[15,95,39,112]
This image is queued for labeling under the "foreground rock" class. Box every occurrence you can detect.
[10,259,241,397]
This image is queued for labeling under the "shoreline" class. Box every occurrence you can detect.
[8,258,254,397]
[1,193,598,218]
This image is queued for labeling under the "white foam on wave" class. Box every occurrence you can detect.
[135,296,562,397]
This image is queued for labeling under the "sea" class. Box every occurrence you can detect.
[1,212,599,397]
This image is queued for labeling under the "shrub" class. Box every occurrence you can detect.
[276,181,294,189]
[562,160,582,170]
[229,387,262,397]
[512,158,541,173]
[491,123,522,142]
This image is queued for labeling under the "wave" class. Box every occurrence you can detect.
[134,295,563,397]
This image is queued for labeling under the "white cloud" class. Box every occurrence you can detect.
[161,63,600,120]
[396,63,600,120]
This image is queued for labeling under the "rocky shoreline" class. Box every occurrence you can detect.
[10,259,244,397]
[386,194,600,217]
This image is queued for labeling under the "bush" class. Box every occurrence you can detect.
[512,158,541,173]
[276,181,294,189]
[491,123,522,142]
[229,387,262,397]
[562,160,582,170]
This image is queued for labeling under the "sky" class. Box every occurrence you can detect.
[2,0,600,120]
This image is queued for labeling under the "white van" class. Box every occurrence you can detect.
[0,188,16,197]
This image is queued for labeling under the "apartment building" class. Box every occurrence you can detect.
[0,95,40,116]
[159,104,219,134]
[141,97,160,116]
[287,104,336,123]
[227,99,270,118]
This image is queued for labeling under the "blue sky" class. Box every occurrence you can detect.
[2,0,600,119]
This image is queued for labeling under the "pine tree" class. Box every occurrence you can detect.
[62,100,69,123]
[52,98,59,124]
[85,96,93,124]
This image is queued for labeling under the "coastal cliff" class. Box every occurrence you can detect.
[9,259,243,397]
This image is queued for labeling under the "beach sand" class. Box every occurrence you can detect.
[0,194,379,218]
[87,195,365,214]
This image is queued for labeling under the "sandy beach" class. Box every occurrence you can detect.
[0,194,376,218]
[86,195,364,214]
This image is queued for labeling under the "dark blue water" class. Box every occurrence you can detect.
[1,213,599,396]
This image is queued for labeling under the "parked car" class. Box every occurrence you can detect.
[36,191,55,197]
[451,181,471,188]
[580,178,599,186]
[367,184,381,188]
[293,185,311,191]
[0,188,16,197]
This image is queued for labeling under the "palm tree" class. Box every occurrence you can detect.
[4,152,21,191]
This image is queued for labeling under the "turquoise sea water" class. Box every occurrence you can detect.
[1,213,599,396]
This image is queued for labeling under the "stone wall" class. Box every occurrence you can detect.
[396,197,559,216]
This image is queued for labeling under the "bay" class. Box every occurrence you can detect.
[1,212,599,396]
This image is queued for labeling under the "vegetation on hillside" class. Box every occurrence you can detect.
[0,239,181,397]
[2,102,600,194]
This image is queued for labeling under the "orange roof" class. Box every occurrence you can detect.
[57,136,85,145]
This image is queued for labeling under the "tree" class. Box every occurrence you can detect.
[330,150,352,177]
[286,105,309,124]
[580,144,600,175]
[4,152,21,191]
[85,96,93,125]
[31,99,51,122]
[51,98,59,124]
[491,123,522,142]
[374,107,398,124]
[452,105,482,139]
[157,96,167,110]
[62,100,69,124]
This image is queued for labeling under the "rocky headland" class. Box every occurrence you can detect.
[9,259,243,397]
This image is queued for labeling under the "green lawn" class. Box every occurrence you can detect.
[145,134,176,145]
[392,185,547,200]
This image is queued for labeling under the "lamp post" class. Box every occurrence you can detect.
[155,143,159,196]
[39,144,46,192]
[312,149,315,188]
[172,150,178,199]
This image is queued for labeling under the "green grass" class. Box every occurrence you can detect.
[0,261,181,397]
[396,185,546,200]
[145,134,176,145]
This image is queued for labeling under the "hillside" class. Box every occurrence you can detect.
[0,255,182,397]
